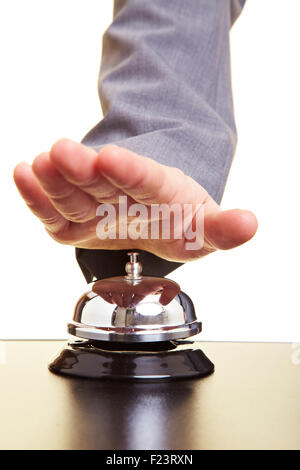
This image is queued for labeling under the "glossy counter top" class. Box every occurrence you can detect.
[0,340,299,450]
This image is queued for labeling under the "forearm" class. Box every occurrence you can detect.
[83,0,244,202]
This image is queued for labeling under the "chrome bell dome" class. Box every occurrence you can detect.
[68,252,201,343]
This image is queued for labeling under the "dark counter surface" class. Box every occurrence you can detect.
[0,340,299,450]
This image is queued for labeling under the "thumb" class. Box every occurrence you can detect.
[204,208,258,250]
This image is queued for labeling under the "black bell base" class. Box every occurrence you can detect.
[48,339,214,381]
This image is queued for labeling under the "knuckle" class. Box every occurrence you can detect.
[65,207,95,223]
[49,186,76,201]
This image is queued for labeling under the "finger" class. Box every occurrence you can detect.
[32,152,98,223]
[49,139,123,202]
[111,293,124,307]
[131,294,145,306]
[100,292,115,304]
[121,292,135,308]
[159,283,181,305]
[204,208,258,250]
[96,145,205,205]
[13,162,68,234]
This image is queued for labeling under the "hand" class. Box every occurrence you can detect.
[13,139,257,262]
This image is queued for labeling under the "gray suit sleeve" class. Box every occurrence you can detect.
[76,0,246,282]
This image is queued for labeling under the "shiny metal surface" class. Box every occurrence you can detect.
[68,290,201,342]
[125,252,143,280]
[68,253,201,342]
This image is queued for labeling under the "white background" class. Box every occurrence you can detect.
[1,0,299,340]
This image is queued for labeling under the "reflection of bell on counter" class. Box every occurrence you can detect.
[49,252,214,381]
